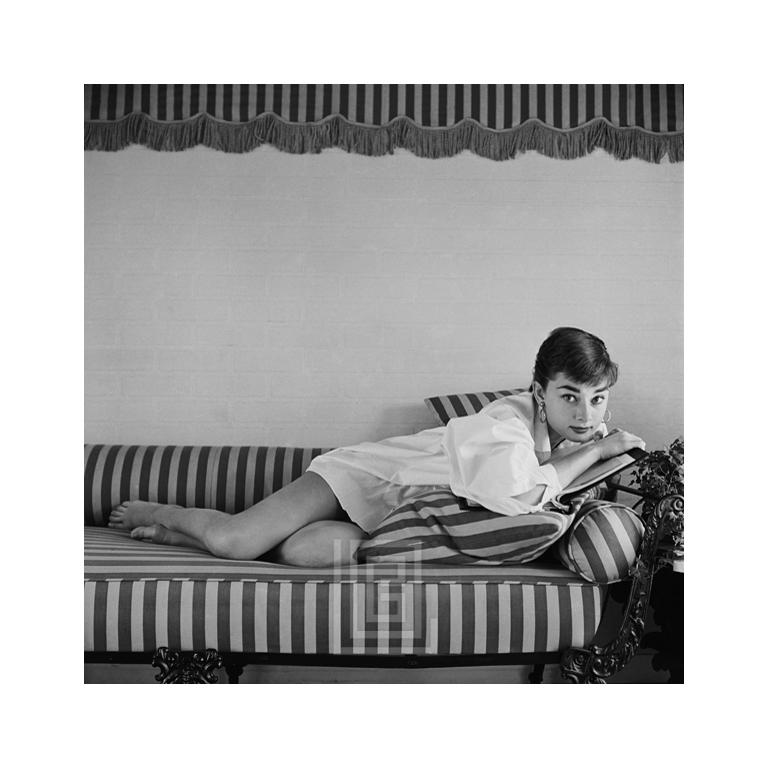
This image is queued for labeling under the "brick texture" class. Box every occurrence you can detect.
[85,146,683,450]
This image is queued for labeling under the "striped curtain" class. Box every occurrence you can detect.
[84,84,683,163]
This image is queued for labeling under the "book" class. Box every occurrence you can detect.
[549,446,648,510]
[456,447,648,512]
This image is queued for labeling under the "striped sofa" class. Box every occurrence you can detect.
[84,443,670,683]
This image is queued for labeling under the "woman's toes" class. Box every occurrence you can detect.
[131,525,156,541]
[107,500,160,529]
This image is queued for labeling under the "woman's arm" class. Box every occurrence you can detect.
[513,429,646,506]
[442,412,644,514]
[442,413,562,516]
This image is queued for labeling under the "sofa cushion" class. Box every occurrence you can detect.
[356,488,574,566]
[84,444,331,525]
[424,388,527,425]
[84,527,606,656]
[554,500,645,584]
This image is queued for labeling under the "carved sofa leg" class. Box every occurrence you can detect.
[560,493,684,684]
[225,662,245,683]
[528,663,545,683]
[151,647,223,683]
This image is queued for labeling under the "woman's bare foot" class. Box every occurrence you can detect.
[108,500,180,530]
[130,524,202,550]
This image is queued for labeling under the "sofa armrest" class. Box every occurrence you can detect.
[560,492,684,683]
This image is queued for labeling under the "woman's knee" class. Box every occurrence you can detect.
[274,520,366,567]
[203,520,260,561]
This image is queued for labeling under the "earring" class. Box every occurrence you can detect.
[538,403,547,423]
[604,409,612,423]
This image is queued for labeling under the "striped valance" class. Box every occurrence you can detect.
[84,84,683,163]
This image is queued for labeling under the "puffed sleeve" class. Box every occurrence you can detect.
[441,412,562,516]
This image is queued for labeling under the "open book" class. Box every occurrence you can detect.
[457,447,648,512]
[549,447,648,510]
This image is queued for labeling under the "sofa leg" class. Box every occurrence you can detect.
[151,647,222,683]
[528,663,545,683]
[225,662,245,683]
[560,648,606,684]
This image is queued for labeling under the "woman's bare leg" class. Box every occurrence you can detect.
[108,471,347,560]
[271,520,367,567]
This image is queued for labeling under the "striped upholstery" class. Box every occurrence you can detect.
[85,85,683,163]
[424,388,526,425]
[85,527,605,655]
[86,85,684,136]
[554,500,645,584]
[356,489,574,565]
[84,444,331,525]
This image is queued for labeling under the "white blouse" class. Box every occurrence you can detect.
[443,400,562,515]
[312,392,601,518]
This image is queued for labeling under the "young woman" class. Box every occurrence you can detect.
[109,327,645,565]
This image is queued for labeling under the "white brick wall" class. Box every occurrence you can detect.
[85,145,683,450]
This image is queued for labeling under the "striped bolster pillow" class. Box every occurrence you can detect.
[554,500,645,584]
[424,388,526,425]
[356,489,574,566]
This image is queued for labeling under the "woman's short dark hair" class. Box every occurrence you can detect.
[531,327,618,390]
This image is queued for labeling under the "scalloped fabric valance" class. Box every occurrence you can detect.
[84,84,683,163]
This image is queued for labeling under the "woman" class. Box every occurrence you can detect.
[109,327,645,565]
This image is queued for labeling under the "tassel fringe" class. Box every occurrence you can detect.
[85,112,683,163]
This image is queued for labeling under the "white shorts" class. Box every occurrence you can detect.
[307,451,448,534]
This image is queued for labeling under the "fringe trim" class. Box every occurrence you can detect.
[84,112,683,163]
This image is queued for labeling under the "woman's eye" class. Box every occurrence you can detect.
[592,397,605,405]
[562,395,576,403]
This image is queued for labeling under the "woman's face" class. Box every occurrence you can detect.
[534,373,610,443]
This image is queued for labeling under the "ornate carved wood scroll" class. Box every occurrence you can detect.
[560,493,684,684]
[151,647,223,684]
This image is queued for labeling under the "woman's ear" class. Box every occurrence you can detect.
[532,381,545,405]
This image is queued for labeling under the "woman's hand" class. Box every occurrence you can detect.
[595,428,646,460]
